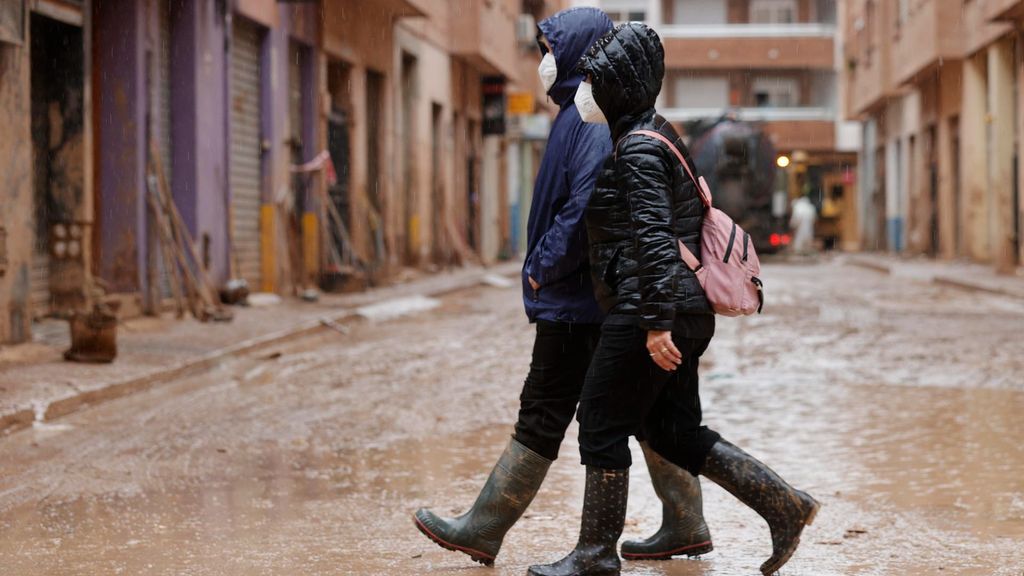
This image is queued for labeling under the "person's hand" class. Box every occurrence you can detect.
[647,330,682,371]
[528,276,541,291]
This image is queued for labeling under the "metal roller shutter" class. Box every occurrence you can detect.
[230,19,263,290]
[154,0,174,300]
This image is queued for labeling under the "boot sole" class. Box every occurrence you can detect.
[621,541,714,560]
[760,499,820,576]
[527,568,621,576]
[412,513,496,566]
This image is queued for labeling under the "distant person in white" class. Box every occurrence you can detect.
[789,195,817,254]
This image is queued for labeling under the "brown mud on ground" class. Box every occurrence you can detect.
[0,261,1022,575]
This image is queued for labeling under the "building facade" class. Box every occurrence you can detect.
[845,0,1023,270]
[0,0,567,345]
[574,0,863,250]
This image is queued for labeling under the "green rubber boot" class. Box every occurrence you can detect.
[701,438,819,575]
[413,438,551,565]
[620,442,713,560]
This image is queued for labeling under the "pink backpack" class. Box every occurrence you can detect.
[624,130,764,317]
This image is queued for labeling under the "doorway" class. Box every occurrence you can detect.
[30,12,85,318]
[951,117,962,256]
[466,119,480,252]
[400,52,418,263]
[366,70,385,266]
[431,102,446,263]
[927,124,939,256]
[875,144,887,251]
[327,60,352,236]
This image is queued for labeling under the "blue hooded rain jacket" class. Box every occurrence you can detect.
[523,7,613,324]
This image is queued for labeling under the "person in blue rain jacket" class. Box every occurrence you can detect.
[412,8,714,568]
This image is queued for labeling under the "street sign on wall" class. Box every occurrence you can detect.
[507,92,534,116]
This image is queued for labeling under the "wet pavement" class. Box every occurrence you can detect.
[0,258,1022,575]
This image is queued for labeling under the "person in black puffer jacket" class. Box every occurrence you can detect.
[527,23,819,576]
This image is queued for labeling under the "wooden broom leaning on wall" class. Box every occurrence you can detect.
[146,138,232,323]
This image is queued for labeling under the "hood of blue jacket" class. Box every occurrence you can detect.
[537,7,614,108]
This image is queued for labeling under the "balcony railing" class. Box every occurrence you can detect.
[659,107,836,122]
[658,23,836,38]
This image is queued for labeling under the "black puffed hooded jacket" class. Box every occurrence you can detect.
[578,23,713,331]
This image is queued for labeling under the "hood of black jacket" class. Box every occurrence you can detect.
[537,7,614,108]
[577,22,665,140]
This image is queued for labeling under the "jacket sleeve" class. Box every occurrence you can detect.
[525,123,610,286]
[617,137,680,331]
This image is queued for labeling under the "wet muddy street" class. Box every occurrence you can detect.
[1,258,1023,576]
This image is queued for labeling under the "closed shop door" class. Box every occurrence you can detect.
[154,0,174,299]
[230,19,264,290]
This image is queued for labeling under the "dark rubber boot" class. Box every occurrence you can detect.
[700,439,820,576]
[527,467,628,576]
[620,442,713,560]
[413,438,551,565]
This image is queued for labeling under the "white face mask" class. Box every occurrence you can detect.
[574,81,607,124]
[538,52,557,93]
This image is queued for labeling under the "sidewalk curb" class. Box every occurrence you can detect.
[0,408,34,437]
[931,276,1024,300]
[844,256,1024,300]
[845,257,892,275]
[2,264,521,436]
[41,312,357,424]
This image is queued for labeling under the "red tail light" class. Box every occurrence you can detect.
[770,234,781,247]
[781,234,792,245]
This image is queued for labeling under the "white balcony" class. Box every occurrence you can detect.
[659,107,836,122]
[658,23,836,38]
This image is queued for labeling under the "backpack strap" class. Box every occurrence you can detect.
[677,238,702,272]
[617,129,712,208]
[616,129,711,271]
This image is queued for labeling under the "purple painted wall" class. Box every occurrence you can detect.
[262,9,288,206]
[172,0,229,283]
[94,0,148,293]
[91,0,321,297]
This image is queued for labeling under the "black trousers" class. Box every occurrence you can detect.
[577,322,720,473]
[512,320,602,461]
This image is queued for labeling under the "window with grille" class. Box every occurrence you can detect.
[750,0,796,23]
[752,77,799,107]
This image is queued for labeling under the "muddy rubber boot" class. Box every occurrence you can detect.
[620,442,713,560]
[527,467,628,576]
[700,438,820,576]
[413,438,551,565]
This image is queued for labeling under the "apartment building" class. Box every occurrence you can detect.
[574,0,862,249]
[845,0,1023,270]
[0,0,566,345]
